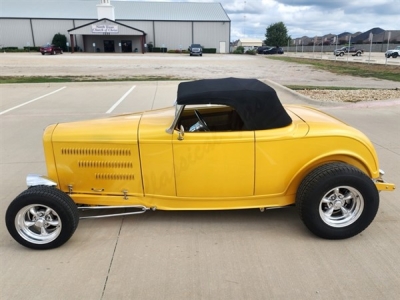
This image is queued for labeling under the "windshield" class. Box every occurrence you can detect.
[191,44,201,48]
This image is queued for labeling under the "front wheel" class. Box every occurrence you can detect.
[339,52,344,57]
[5,186,79,249]
[296,163,379,239]
[393,53,398,58]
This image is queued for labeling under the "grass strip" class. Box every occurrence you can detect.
[0,75,188,84]
[266,56,400,82]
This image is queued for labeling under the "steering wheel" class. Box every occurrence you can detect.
[194,110,210,131]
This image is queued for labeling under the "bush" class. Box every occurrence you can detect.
[1,47,19,51]
[23,46,40,52]
[203,48,216,53]
[236,46,245,54]
[152,47,168,53]
[245,50,256,55]
[233,49,243,54]
[52,33,67,51]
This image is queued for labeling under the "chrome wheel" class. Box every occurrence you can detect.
[296,163,379,239]
[15,204,62,245]
[319,186,364,228]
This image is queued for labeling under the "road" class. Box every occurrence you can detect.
[0,55,399,300]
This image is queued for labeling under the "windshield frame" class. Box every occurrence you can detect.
[166,102,184,134]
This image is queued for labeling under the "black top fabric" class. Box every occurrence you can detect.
[176,78,292,130]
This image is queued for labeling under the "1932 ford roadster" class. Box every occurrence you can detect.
[5,78,395,249]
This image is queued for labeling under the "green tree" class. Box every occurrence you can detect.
[52,33,67,51]
[264,22,291,47]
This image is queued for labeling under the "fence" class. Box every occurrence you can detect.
[284,44,400,53]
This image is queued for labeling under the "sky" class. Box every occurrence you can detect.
[131,0,400,41]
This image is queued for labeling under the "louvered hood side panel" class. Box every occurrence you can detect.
[51,115,144,196]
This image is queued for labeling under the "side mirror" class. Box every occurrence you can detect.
[178,125,185,141]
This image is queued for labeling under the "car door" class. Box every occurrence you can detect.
[172,130,254,197]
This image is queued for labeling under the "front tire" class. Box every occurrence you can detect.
[296,163,379,239]
[5,186,79,249]
[339,52,344,57]
[393,53,398,58]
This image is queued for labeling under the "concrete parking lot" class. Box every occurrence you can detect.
[0,54,399,300]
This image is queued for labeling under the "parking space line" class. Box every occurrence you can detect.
[106,85,136,114]
[0,86,67,116]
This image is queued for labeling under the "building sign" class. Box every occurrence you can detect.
[91,25,119,34]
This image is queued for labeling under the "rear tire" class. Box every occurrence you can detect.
[296,163,379,239]
[393,53,398,58]
[5,186,79,249]
[339,52,344,57]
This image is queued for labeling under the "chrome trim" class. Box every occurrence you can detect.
[375,169,386,183]
[78,205,150,219]
[178,125,185,140]
[166,104,184,134]
[319,186,364,228]
[15,204,61,244]
[26,174,57,187]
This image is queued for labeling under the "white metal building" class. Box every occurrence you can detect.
[237,39,263,51]
[0,0,231,53]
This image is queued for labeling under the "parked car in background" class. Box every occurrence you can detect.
[256,46,270,54]
[189,44,202,56]
[333,46,363,56]
[40,44,63,55]
[263,47,284,55]
[5,78,395,249]
[385,46,400,58]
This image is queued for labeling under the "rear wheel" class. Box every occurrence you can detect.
[393,53,398,58]
[5,186,79,249]
[356,52,361,56]
[296,163,379,239]
[339,52,344,56]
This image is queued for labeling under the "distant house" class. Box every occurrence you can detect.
[370,30,400,44]
[237,39,263,51]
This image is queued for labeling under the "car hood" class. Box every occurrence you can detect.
[44,113,144,195]
[50,113,142,143]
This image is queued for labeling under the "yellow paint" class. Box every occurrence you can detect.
[42,104,395,210]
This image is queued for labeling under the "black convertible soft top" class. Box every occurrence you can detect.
[176,78,292,130]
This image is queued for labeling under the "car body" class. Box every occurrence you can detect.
[263,47,284,55]
[333,46,363,56]
[189,44,202,56]
[40,44,63,55]
[5,78,395,249]
[385,46,400,58]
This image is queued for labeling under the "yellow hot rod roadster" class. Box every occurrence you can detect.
[6,78,395,249]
